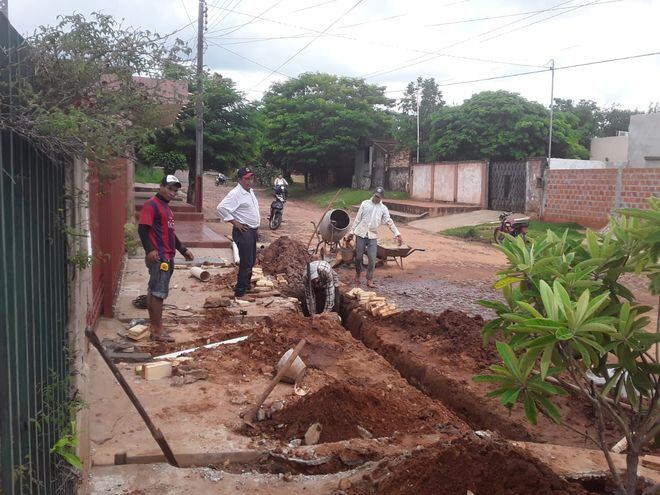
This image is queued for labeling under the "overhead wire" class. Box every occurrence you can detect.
[204,5,545,70]
[359,0,579,79]
[424,0,620,27]
[248,0,366,91]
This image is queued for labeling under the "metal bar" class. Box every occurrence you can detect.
[85,328,180,467]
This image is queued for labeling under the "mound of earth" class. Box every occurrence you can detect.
[348,435,592,495]
[384,308,497,366]
[209,270,237,289]
[258,236,309,294]
[260,382,453,443]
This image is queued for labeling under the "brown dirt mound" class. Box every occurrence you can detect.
[259,382,452,444]
[384,308,497,367]
[348,435,592,495]
[209,270,237,289]
[257,236,309,294]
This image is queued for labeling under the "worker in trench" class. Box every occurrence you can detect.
[303,260,341,316]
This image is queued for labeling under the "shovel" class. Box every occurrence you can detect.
[243,338,306,427]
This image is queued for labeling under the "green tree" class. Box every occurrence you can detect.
[148,73,262,202]
[1,13,191,162]
[394,77,445,163]
[553,98,601,149]
[429,91,588,161]
[600,105,641,137]
[261,72,393,189]
[475,198,660,495]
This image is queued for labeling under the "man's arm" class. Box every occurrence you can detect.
[138,224,154,254]
[175,236,194,260]
[217,190,248,231]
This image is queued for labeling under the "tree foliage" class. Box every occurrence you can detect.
[428,91,589,161]
[1,13,191,161]
[261,72,393,185]
[475,197,660,495]
[394,77,444,163]
[149,73,261,173]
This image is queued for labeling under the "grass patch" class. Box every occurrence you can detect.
[135,166,164,184]
[289,186,409,209]
[442,220,583,244]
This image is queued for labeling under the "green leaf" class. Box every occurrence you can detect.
[59,451,83,470]
[554,328,573,341]
[524,393,538,425]
[540,345,553,379]
[515,301,543,318]
[496,341,521,380]
[494,277,523,290]
[535,394,563,424]
[500,387,521,406]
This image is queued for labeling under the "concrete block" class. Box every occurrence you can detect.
[142,361,172,380]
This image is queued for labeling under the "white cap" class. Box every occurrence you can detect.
[162,174,182,187]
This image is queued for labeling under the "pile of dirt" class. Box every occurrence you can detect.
[259,382,453,443]
[384,309,497,367]
[348,435,592,495]
[209,270,237,290]
[257,236,309,294]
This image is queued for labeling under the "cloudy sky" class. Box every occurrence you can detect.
[9,0,660,110]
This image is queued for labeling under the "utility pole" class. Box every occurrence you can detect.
[416,87,420,164]
[547,59,555,161]
[194,0,205,212]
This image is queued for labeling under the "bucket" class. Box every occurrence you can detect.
[340,247,354,262]
[190,267,211,282]
[276,348,307,384]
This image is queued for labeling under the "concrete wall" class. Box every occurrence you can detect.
[411,164,433,200]
[352,146,372,189]
[525,158,545,216]
[628,112,660,167]
[541,167,660,227]
[549,158,611,169]
[456,162,484,204]
[387,167,409,192]
[590,135,629,163]
[411,161,487,206]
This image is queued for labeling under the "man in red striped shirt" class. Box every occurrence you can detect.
[138,175,194,342]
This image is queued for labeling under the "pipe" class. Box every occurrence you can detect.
[189,267,210,281]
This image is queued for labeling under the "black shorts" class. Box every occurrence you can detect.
[146,259,174,299]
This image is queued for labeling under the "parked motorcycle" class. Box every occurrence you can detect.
[268,185,287,230]
[215,173,227,186]
[494,212,530,244]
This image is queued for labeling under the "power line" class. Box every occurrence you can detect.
[207,41,295,79]
[248,0,365,91]
[294,0,339,13]
[212,0,286,38]
[424,0,620,27]
[360,0,578,79]
[204,6,545,70]
[433,50,660,88]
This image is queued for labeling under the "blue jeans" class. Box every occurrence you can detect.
[355,236,377,280]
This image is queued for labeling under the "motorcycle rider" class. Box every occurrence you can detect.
[216,172,227,186]
[274,173,288,199]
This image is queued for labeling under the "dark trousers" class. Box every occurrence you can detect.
[233,227,257,296]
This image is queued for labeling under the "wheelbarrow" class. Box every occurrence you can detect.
[376,244,426,270]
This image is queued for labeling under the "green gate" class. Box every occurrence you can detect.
[1,13,75,495]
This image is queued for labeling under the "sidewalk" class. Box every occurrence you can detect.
[408,209,503,232]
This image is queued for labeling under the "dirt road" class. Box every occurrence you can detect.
[204,177,507,317]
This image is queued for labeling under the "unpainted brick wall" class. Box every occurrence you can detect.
[541,168,660,228]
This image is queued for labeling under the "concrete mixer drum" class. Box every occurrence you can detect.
[310,208,351,258]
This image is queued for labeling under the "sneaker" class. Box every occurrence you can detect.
[150,332,175,343]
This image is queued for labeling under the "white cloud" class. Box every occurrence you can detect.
[9,0,660,109]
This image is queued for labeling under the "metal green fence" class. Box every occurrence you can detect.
[1,13,75,495]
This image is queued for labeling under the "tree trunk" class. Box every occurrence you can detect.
[625,447,639,495]
[186,167,196,205]
[304,171,309,191]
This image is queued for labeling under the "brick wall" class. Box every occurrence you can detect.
[542,167,660,228]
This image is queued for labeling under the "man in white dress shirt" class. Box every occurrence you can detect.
[346,187,402,288]
[217,167,261,297]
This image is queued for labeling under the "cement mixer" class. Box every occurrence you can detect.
[310,209,351,258]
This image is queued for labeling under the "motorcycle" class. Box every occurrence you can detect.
[215,173,227,186]
[268,185,287,230]
[494,212,530,244]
